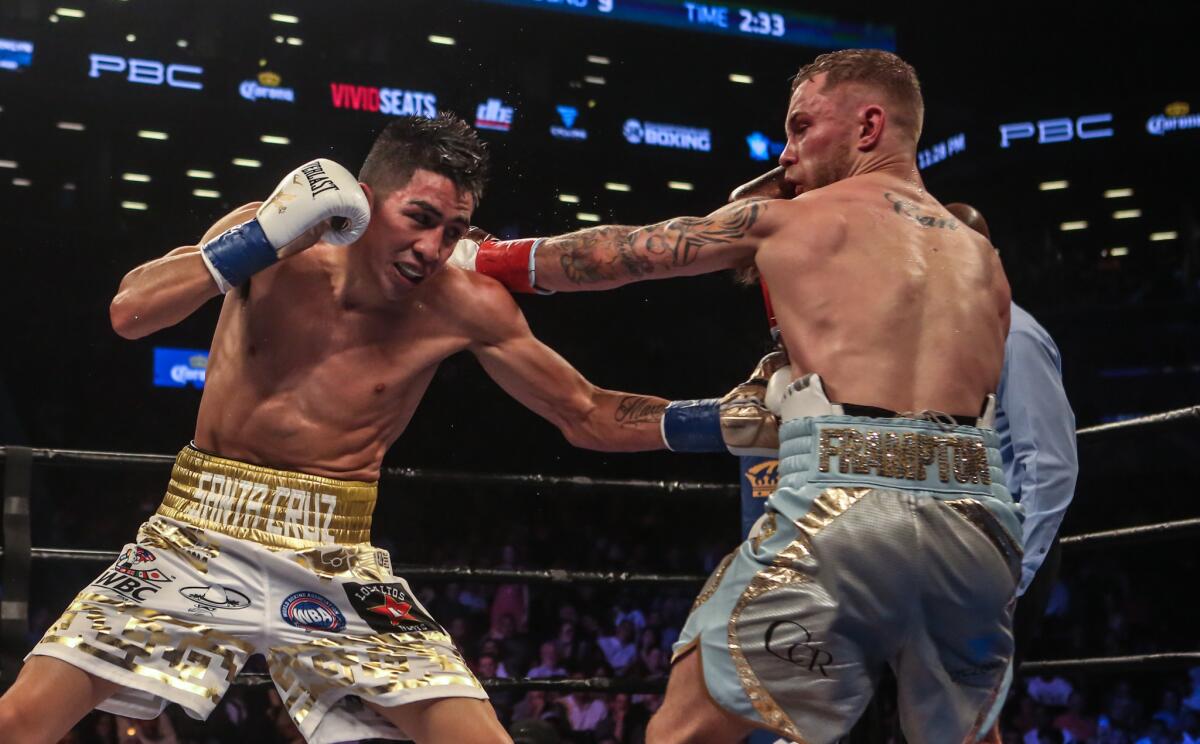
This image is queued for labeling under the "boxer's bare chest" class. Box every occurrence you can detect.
[194,260,467,476]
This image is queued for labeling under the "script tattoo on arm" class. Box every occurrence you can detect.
[544,199,769,286]
[614,396,668,427]
[884,192,959,230]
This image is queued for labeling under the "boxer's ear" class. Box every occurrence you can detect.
[857,105,885,151]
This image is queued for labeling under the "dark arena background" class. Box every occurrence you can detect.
[1,1,1198,743]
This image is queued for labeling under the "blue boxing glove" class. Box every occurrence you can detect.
[661,351,791,457]
[199,158,371,293]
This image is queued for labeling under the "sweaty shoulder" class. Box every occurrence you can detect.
[422,265,524,343]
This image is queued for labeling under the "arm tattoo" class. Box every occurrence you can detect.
[547,199,768,286]
[614,396,667,427]
[884,192,959,230]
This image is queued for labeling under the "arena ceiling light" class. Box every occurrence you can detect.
[1103,247,1129,257]
[1038,180,1068,191]
[56,121,85,131]
[270,13,300,23]
[12,177,31,187]
[584,76,606,85]
[1150,231,1178,241]
[1113,209,1141,220]
[138,130,169,140]
[121,200,148,211]
[1104,188,1133,198]
[177,39,188,48]
[587,55,610,65]
[121,173,151,183]
[55,7,85,18]
[125,34,136,42]
[232,158,262,168]
[0,160,17,169]
[604,182,631,192]
[260,134,290,145]
[286,37,303,46]
[558,193,580,204]
[729,73,754,84]
[668,181,694,191]
[1060,221,1087,231]
[186,169,215,179]
[193,189,221,199]
[577,212,601,222]
[428,35,455,46]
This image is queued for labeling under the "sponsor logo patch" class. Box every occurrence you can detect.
[280,591,346,632]
[179,584,251,615]
[90,546,175,603]
[344,582,440,634]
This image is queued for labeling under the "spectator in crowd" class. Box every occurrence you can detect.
[561,673,608,732]
[528,641,568,679]
[597,620,638,675]
[555,620,593,671]
[1028,673,1075,707]
[512,689,568,730]
[1184,668,1200,712]
[491,544,531,632]
[613,593,646,633]
[477,653,518,727]
[593,693,649,744]
[1054,691,1097,742]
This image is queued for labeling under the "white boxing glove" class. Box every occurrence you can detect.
[200,158,370,293]
[764,363,793,415]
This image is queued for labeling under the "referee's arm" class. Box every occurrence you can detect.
[1000,318,1079,595]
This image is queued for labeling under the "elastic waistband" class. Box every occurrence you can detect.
[777,415,1007,500]
[155,445,377,548]
[838,402,980,428]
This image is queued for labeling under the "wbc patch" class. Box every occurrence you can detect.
[90,546,175,603]
[344,582,440,634]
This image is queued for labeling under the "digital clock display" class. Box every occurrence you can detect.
[473,0,895,50]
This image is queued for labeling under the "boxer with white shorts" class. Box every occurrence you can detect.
[0,115,682,744]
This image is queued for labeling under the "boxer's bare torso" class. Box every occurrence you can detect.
[197,240,498,480]
[112,170,666,482]
[529,70,1010,416]
[756,173,1009,416]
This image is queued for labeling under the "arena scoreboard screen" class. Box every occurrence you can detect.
[473,0,896,49]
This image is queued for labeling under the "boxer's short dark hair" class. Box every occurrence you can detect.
[359,113,489,204]
[792,49,924,143]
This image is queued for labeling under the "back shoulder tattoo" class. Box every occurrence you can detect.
[883,192,959,230]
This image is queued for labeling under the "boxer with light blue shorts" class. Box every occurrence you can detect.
[670,374,1022,743]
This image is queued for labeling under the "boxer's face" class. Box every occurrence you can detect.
[779,73,855,192]
[359,168,474,299]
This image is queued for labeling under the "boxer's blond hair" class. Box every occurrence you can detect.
[792,49,924,145]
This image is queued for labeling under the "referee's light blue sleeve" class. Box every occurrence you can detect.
[1002,326,1079,595]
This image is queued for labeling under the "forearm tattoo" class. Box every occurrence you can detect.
[545,199,768,285]
[614,396,667,427]
[884,192,959,230]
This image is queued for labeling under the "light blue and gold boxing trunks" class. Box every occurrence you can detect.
[28,445,484,744]
[673,376,1023,744]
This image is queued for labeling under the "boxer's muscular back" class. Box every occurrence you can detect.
[757,173,1010,416]
[195,243,475,482]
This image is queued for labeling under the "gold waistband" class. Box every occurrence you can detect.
[155,445,376,548]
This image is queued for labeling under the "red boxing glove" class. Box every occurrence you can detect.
[451,234,552,294]
[475,238,541,294]
[761,281,780,341]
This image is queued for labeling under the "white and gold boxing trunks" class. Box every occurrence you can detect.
[28,445,484,744]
